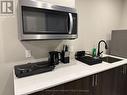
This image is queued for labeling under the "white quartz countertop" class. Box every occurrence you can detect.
[14,55,127,95]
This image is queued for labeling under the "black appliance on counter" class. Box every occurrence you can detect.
[14,61,55,78]
[48,51,61,65]
[15,50,61,78]
[75,51,85,59]
[14,50,70,78]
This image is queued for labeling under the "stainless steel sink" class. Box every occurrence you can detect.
[101,56,122,63]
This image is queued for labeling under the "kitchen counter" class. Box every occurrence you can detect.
[13,55,127,95]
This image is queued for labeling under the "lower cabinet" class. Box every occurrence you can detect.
[29,65,127,95]
[90,69,115,95]
[63,77,91,95]
[112,65,127,95]
[90,74,102,95]
[125,65,127,95]
[100,69,115,95]
[30,77,91,95]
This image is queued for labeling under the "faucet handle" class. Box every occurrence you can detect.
[100,51,103,54]
[99,51,103,57]
[97,51,103,57]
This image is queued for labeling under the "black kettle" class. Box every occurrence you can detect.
[48,51,60,65]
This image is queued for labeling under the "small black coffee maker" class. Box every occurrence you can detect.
[48,51,60,65]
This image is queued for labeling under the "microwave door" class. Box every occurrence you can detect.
[68,13,73,34]
[22,6,69,34]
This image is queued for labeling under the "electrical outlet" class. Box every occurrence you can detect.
[25,50,31,58]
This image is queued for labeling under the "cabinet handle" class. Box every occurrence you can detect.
[95,74,98,86]
[125,65,127,75]
[122,66,125,75]
[123,66,126,75]
[92,75,95,87]
[124,66,126,75]
[92,74,98,87]
[122,66,124,74]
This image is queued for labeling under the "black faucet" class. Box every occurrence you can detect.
[97,40,108,57]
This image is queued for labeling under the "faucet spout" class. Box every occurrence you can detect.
[97,40,108,57]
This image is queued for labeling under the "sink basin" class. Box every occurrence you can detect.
[101,56,122,63]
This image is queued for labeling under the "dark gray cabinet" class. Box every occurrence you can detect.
[29,72,110,95]
[101,69,115,95]
[29,65,127,95]
[100,65,127,95]
[90,74,102,95]
[90,69,115,95]
[112,65,127,95]
[125,65,127,95]
[30,77,91,95]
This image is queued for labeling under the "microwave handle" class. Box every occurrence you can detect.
[68,13,73,34]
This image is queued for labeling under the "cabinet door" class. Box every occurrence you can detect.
[112,66,125,95]
[91,74,102,95]
[123,65,127,95]
[91,69,116,95]
[101,69,115,95]
[62,77,91,95]
[29,76,91,95]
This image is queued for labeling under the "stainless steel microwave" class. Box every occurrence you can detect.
[18,0,78,40]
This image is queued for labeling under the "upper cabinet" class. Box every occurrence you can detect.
[40,0,75,8]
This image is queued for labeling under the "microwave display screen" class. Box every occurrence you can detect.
[22,6,69,34]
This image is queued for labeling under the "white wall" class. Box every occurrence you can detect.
[120,0,127,28]
[72,0,123,53]
[0,0,125,95]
